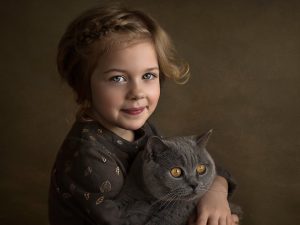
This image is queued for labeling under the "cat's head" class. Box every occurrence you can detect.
[142,130,216,201]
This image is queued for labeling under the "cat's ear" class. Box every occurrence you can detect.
[196,129,213,148]
[145,136,167,161]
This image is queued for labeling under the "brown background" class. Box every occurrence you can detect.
[1,0,299,224]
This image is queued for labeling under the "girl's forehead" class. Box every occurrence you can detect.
[100,39,156,59]
[108,39,154,54]
[92,39,158,74]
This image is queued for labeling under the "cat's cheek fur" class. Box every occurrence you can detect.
[143,162,169,199]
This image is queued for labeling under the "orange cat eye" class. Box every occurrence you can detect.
[170,167,182,177]
[196,164,206,175]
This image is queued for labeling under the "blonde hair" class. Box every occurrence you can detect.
[57,5,190,109]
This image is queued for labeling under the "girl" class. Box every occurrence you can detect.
[48,5,239,225]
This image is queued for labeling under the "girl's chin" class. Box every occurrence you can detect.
[122,122,145,131]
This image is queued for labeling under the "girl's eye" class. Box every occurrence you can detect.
[170,167,182,178]
[110,76,126,83]
[143,73,157,80]
[196,164,206,175]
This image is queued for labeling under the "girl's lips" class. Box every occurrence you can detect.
[121,107,145,115]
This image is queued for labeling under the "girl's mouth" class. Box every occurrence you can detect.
[121,107,145,115]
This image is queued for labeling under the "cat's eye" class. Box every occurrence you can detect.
[196,164,206,175]
[170,167,182,178]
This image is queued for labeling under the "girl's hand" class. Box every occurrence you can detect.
[188,176,239,225]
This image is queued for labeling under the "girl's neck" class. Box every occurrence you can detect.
[114,128,135,142]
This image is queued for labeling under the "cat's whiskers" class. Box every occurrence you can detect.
[159,193,178,211]
[150,188,182,212]
[174,189,189,201]
[150,189,177,206]
[158,188,188,210]
[158,191,179,210]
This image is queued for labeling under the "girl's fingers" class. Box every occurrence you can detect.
[194,213,237,225]
[219,216,227,225]
[207,217,218,225]
[231,214,239,224]
[226,215,232,225]
[195,214,208,225]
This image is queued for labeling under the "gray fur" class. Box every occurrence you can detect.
[106,130,216,225]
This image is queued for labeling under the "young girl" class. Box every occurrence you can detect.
[48,5,239,225]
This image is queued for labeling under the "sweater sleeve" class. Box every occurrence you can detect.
[49,136,125,225]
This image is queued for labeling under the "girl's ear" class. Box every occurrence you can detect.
[145,136,167,161]
[195,129,213,149]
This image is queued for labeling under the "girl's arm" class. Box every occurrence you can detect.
[189,176,239,225]
[49,136,125,225]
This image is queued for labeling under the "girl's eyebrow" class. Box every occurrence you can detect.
[103,69,127,74]
[103,67,159,74]
[145,67,159,72]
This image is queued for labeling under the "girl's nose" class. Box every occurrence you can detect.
[127,81,145,100]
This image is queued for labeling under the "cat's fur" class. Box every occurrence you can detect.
[104,130,239,225]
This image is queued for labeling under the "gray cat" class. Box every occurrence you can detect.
[103,130,218,225]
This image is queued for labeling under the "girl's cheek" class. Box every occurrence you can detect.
[149,89,160,110]
[153,84,161,100]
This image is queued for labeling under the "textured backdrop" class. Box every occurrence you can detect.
[1,0,299,224]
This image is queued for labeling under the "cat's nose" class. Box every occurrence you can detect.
[189,184,198,190]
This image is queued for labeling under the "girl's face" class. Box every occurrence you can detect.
[90,40,160,140]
